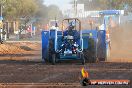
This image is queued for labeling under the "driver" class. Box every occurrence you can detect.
[61,21,76,52]
[61,20,79,53]
[64,21,75,36]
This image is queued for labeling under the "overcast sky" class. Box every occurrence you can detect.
[44,0,71,10]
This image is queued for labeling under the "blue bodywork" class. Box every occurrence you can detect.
[42,31,50,62]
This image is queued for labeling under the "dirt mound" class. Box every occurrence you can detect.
[20,46,33,51]
[0,42,41,60]
[109,23,132,62]
[0,44,25,54]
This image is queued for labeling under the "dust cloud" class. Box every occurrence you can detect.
[109,22,132,62]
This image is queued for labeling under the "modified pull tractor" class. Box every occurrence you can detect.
[42,18,85,65]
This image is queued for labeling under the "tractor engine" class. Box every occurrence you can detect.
[60,35,79,55]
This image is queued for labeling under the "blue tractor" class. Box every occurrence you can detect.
[42,18,109,64]
[42,18,85,64]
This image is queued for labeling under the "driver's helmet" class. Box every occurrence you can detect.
[69,20,76,27]
[69,21,76,30]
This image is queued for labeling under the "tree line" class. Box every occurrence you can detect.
[0,0,63,22]
[77,0,132,12]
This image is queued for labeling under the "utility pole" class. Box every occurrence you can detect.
[73,0,77,17]
[0,0,6,41]
[109,0,112,9]
[0,4,2,17]
[0,0,6,17]
[0,4,2,41]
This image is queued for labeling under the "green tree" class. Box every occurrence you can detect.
[2,0,38,21]
[1,0,63,23]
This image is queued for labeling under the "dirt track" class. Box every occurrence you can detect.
[0,60,131,88]
[0,42,131,88]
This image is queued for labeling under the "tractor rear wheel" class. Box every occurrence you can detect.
[48,39,54,63]
[98,47,110,62]
[83,49,90,63]
[81,53,85,65]
[52,54,56,65]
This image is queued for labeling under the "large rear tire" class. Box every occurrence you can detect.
[83,38,95,63]
[48,39,54,63]
[52,54,56,65]
[81,53,85,65]
[83,49,90,63]
[98,46,110,62]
